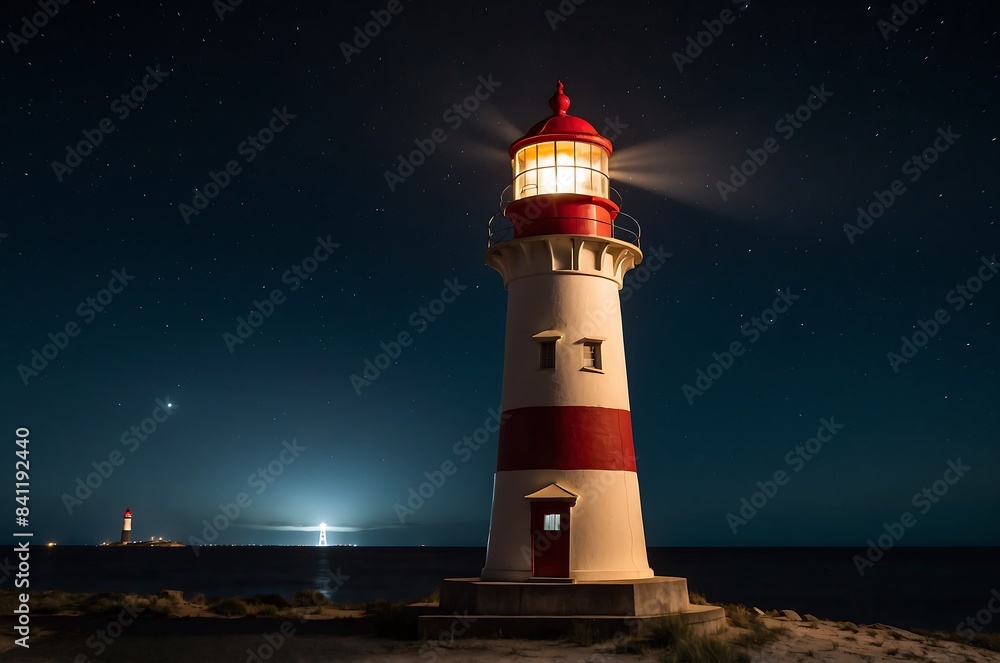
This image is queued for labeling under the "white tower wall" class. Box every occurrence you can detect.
[482,234,653,582]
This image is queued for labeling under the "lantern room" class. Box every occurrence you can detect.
[502,81,621,240]
[512,140,609,200]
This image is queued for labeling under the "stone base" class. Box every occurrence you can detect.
[416,576,726,640]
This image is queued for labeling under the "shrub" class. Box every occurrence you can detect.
[209,597,248,617]
[255,603,279,617]
[291,590,332,608]
[253,593,290,609]
[33,590,75,614]
[80,592,131,615]
[146,597,178,617]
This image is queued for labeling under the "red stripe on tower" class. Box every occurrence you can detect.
[496,406,636,472]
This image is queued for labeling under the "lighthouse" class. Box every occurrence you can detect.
[481,81,650,582]
[121,508,132,544]
[318,522,328,547]
[418,83,724,638]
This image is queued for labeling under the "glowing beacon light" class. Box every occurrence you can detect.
[503,81,619,240]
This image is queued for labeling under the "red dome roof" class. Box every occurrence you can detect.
[510,81,612,157]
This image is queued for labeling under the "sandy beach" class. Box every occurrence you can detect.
[2,590,998,662]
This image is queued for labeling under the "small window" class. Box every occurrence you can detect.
[539,340,556,370]
[543,514,561,531]
[583,341,602,370]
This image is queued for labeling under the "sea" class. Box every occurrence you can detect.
[13,546,999,633]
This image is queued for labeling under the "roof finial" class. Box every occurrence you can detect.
[549,80,570,116]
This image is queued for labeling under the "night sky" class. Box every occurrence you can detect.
[3,0,997,548]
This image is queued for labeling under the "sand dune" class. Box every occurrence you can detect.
[1,592,997,662]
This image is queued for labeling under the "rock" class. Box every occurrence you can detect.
[752,607,765,616]
[780,609,803,621]
[804,613,819,622]
[158,589,184,601]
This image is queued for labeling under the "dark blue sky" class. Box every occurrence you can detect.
[3,0,997,547]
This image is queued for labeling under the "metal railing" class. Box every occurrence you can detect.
[486,186,641,249]
[487,185,515,247]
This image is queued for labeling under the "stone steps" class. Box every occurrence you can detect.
[415,576,727,639]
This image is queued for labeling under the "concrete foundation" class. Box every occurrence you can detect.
[417,576,726,640]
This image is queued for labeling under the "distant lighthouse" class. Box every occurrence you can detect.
[121,508,132,544]
[481,81,650,581]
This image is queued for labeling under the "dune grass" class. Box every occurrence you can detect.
[724,604,757,630]
[732,619,788,647]
[722,603,788,651]
[647,615,749,663]
[568,620,607,646]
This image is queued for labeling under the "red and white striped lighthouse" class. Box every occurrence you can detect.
[482,82,652,582]
[121,508,132,544]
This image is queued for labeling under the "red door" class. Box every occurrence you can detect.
[529,502,571,578]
